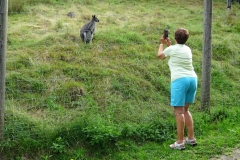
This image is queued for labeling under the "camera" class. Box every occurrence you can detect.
[163,29,168,39]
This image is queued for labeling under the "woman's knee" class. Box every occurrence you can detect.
[174,107,184,115]
[184,103,190,113]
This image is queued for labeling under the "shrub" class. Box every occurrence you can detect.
[8,0,25,13]
[8,0,58,13]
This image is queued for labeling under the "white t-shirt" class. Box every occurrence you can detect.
[163,44,197,82]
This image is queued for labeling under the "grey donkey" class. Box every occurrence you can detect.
[80,15,99,43]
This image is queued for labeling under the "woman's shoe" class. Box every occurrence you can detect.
[184,137,197,146]
[169,142,185,150]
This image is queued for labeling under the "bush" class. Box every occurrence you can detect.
[8,0,57,13]
[8,0,25,13]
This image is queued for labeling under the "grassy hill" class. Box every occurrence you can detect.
[2,0,240,159]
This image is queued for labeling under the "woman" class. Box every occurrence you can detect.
[157,28,198,150]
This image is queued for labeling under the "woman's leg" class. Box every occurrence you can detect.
[184,103,194,139]
[174,107,185,144]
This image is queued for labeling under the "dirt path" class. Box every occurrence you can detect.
[209,149,240,160]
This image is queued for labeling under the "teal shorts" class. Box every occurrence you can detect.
[170,77,197,107]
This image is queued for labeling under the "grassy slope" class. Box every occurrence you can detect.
[3,0,240,159]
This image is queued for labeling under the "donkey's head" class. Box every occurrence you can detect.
[92,15,99,22]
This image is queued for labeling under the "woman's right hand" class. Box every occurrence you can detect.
[160,34,165,44]
[165,38,171,46]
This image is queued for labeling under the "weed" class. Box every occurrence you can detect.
[50,137,66,154]
[41,155,53,160]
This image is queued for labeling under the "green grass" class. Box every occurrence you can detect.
[1,0,240,159]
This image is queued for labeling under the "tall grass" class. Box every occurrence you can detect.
[2,0,240,159]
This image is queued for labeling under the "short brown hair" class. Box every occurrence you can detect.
[174,28,189,44]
